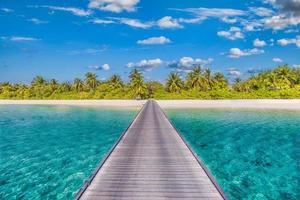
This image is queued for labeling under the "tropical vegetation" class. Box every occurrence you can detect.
[1,65,300,99]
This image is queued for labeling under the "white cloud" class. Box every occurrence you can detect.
[137,36,171,45]
[277,38,290,46]
[1,8,14,13]
[253,38,267,47]
[221,17,238,24]
[265,14,300,30]
[127,58,163,71]
[249,7,274,17]
[277,36,300,48]
[157,16,182,29]
[90,18,115,24]
[27,18,48,25]
[227,68,242,77]
[88,64,110,70]
[217,27,244,40]
[177,17,205,24]
[168,57,213,72]
[228,48,265,58]
[42,6,92,16]
[121,18,152,28]
[178,7,246,18]
[242,20,264,32]
[273,57,283,62]
[68,47,107,55]
[247,67,263,74]
[264,0,300,30]
[1,36,40,42]
[88,0,139,13]
[111,17,153,28]
[102,63,110,70]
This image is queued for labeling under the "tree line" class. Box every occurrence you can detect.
[1,65,300,99]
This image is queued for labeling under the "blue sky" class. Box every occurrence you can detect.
[0,0,300,83]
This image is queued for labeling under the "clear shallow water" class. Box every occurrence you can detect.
[0,105,136,199]
[167,109,300,200]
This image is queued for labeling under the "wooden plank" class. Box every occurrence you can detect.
[75,100,227,200]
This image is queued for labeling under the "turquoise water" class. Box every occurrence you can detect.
[167,109,300,200]
[0,105,137,199]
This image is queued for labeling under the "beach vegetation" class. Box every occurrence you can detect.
[1,65,300,99]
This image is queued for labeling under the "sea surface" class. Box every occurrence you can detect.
[166,108,300,200]
[1,106,299,200]
[0,105,137,199]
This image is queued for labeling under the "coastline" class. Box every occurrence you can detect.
[1,99,300,110]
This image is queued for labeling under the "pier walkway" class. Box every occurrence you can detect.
[75,100,227,200]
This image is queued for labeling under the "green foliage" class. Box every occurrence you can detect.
[1,65,300,100]
[129,69,148,99]
[166,72,184,93]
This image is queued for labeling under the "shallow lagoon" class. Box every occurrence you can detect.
[1,105,299,199]
[0,105,137,199]
[167,108,300,200]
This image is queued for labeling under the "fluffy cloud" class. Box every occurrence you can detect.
[68,47,107,55]
[90,18,115,24]
[221,17,238,24]
[114,17,152,28]
[1,36,40,42]
[102,63,110,71]
[91,16,203,29]
[0,8,14,13]
[137,36,171,45]
[88,0,139,13]
[127,59,163,71]
[42,6,92,16]
[273,0,300,14]
[249,7,274,17]
[265,14,300,30]
[273,57,283,62]
[228,48,265,58]
[88,64,110,70]
[247,67,263,74]
[168,57,213,72]
[277,36,300,47]
[253,38,267,47]
[27,18,48,25]
[264,0,300,30]
[217,27,244,40]
[157,16,182,29]
[227,68,242,77]
[178,8,246,18]
[178,17,205,24]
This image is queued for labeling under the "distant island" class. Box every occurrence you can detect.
[1,65,299,100]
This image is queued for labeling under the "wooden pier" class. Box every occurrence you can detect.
[75,100,227,200]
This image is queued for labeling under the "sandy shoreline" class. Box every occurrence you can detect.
[157,100,300,110]
[1,99,300,110]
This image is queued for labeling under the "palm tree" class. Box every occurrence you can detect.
[31,76,47,98]
[31,76,46,86]
[73,78,85,92]
[85,72,100,91]
[166,72,184,93]
[203,68,213,90]
[213,72,228,89]
[233,78,243,92]
[107,75,123,89]
[186,66,206,90]
[59,82,72,92]
[129,69,147,99]
[49,79,58,91]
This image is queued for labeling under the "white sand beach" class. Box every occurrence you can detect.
[157,100,300,110]
[1,99,300,110]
